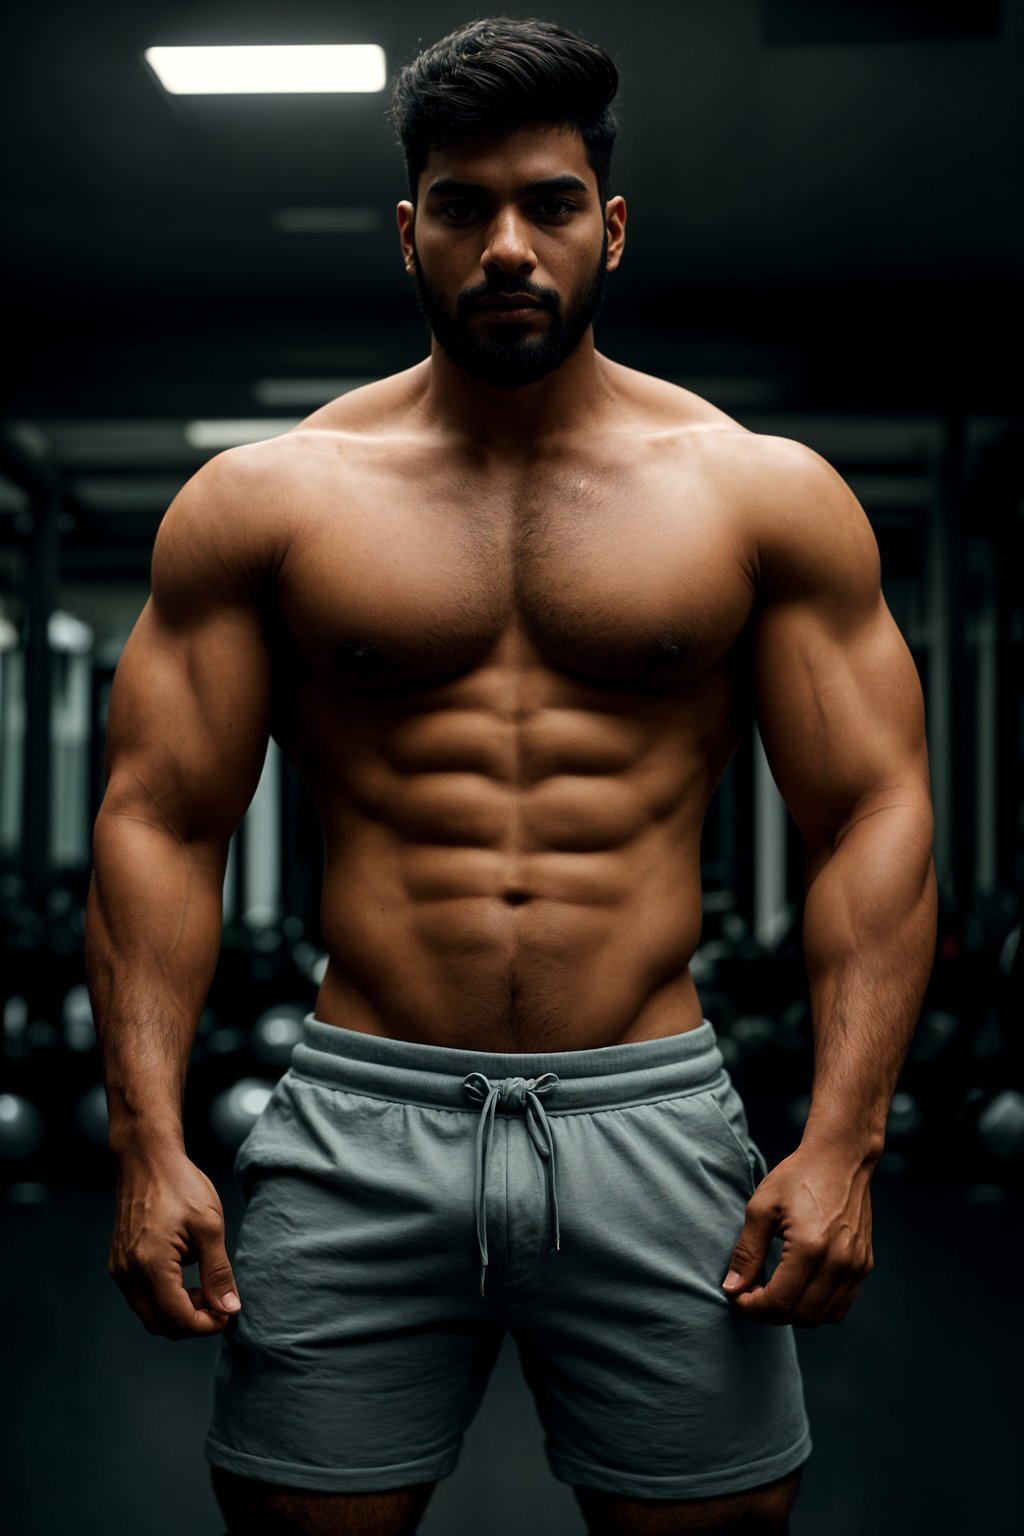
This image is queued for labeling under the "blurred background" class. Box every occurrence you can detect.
[1,2,1022,1533]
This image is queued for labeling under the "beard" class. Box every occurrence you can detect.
[409,225,610,391]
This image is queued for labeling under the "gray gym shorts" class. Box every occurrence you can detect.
[205,1015,812,1499]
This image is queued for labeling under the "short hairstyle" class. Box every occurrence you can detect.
[388,15,620,204]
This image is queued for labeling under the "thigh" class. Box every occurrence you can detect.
[212,1465,436,1535]
[515,1083,812,1500]
[574,1468,802,1534]
[205,1070,502,1492]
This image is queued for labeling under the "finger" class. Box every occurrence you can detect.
[820,1283,860,1325]
[193,1215,241,1317]
[186,1285,231,1323]
[722,1202,777,1297]
[111,1250,169,1335]
[787,1240,873,1325]
[141,1255,230,1338]
[802,1272,863,1326]
[733,1243,824,1324]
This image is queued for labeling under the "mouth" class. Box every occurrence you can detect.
[472,296,545,322]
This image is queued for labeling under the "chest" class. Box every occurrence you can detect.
[275,466,756,694]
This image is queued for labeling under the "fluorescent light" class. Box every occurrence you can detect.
[254,378,378,407]
[185,420,299,449]
[272,207,381,234]
[144,44,386,95]
[13,420,198,465]
[71,477,189,512]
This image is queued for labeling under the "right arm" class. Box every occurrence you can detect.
[86,451,274,1339]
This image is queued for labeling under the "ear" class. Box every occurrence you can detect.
[604,195,626,271]
[396,201,416,274]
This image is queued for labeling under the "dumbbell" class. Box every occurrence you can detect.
[209,1079,277,1149]
[0,1094,45,1161]
[251,1003,307,1069]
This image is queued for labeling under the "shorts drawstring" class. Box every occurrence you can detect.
[462,1071,561,1297]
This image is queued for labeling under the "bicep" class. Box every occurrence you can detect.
[751,449,931,862]
[101,471,274,847]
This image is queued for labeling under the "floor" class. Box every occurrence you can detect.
[1,1162,1021,1535]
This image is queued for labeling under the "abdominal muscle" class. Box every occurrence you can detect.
[307,667,718,1053]
[314,860,706,1053]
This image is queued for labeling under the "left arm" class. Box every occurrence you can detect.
[723,438,937,1326]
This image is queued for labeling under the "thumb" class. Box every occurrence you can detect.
[722,1205,775,1295]
[194,1217,241,1315]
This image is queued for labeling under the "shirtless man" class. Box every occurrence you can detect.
[86,17,937,1536]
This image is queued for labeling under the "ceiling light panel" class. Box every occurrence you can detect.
[144,45,386,96]
[272,208,381,234]
[254,379,378,406]
[185,420,299,449]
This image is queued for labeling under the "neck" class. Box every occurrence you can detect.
[414,332,619,461]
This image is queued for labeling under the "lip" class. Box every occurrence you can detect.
[473,295,543,319]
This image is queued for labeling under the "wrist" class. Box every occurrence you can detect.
[799,1106,885,1169]
[107,1110,186,1161]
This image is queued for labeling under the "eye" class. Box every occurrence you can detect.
[531,198,575,218]
[438,202,480,223]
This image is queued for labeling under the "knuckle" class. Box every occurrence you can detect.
[125,1240,154,1271]
[192,1208,223,1240]
[838,1248,867,1279]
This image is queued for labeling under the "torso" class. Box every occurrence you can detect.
[256,357,763,1051]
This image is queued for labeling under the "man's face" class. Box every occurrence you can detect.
[399,124,622,391]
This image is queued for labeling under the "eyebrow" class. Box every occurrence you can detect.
[424,174,590,201]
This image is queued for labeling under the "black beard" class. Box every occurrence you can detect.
[409,227,610,391]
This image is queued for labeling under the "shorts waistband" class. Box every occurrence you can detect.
[291,1015,729,1114]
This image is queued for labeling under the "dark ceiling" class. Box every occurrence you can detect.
[1,0,1022,428]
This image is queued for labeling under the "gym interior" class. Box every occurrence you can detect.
[1,4,1021,1533]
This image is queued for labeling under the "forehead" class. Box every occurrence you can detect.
[419,122,594,196]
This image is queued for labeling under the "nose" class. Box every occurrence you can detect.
[480,207,536,276]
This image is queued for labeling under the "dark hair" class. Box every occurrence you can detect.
[388,16,620,204]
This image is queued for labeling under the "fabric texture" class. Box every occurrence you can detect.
[205,1015,812,1498]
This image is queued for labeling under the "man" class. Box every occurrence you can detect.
[86,16,937,1536]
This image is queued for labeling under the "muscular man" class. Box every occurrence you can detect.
[87,17,937,1536]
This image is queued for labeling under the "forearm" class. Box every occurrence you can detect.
[799,799,937,1165]
[86,806,228,1155]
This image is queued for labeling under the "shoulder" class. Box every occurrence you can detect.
[152,435,309,611]
[709,431,882,605]
[607,370,878,582]
[151,385,426,622]
[160,393,378,536]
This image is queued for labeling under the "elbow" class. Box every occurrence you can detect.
[834,781,934,852]
[802,786,935,894]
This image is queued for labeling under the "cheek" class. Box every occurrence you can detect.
[417,237,475,285]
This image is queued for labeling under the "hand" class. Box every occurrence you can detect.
[109,1144,241,1340]
[721,1143,875,1326]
